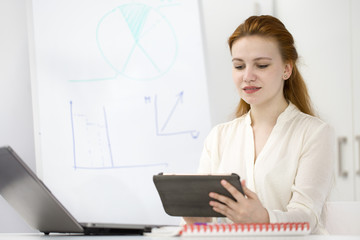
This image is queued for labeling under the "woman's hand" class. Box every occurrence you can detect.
[183,217,212,225]
[209,180,269,223]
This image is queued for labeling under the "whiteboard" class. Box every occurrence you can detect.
[29,0,211,225]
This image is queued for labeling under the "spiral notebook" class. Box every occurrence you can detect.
[146,222,310,237]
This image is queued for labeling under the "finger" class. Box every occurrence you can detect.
[209,191,235,207]
[241,180,258,200]
[209,200,239,220]
[221,179,246,202]
[209,200,232,217]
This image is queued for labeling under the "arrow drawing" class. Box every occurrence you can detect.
[149,91,200,139]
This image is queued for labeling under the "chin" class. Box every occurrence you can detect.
[242,98,259,105]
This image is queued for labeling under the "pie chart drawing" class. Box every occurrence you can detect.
[96,3,178,81]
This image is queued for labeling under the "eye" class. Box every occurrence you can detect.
[234,64,245,70]
[257,64,269,69]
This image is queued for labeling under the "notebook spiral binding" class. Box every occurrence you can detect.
[181,222,310,236]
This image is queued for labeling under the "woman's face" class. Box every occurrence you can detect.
[231,35,291,108]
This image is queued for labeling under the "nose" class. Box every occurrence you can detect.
[243,67,256,82]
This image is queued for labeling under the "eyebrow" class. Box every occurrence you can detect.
[232,57,273,62]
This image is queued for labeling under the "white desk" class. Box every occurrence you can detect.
[0,234,359,240]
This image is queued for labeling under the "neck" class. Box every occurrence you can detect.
[250,98,289,126]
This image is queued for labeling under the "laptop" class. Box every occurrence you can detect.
[0,146,158,235]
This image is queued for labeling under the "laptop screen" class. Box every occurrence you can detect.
[0,146,159,235]
[0,146,85,233]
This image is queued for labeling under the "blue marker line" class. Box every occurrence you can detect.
[121,42,137,73]
[75,162,168,170]
[154,95,160,135]
[161,91,183,131]
[103,107,114,167]
[69,101,77,170]
[137,43,161,73]
[153,93,200,138]
[157,130,200,139]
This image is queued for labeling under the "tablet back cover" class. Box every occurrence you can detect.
[153,174,243,217]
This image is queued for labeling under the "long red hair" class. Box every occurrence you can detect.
[228,15,314,117]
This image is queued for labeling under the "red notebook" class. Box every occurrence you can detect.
[146,222,311,237]
[181,222,311,236]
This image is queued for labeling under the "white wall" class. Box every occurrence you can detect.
[0,0,36,233]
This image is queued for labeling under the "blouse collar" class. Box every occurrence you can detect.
[244,102,300,126]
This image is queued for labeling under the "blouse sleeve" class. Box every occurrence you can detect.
[197,125,221,174]
[266,122,336,233]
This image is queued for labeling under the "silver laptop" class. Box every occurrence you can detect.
[0,146,157,235]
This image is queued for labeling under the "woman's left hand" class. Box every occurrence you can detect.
[209,180,270,223]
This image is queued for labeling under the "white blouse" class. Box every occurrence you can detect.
[197,103,335,234]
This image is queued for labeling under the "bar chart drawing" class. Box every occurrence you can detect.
[69,101,113,169]
[69,101,168,170]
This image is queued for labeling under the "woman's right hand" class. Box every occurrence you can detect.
[183,217,212,224]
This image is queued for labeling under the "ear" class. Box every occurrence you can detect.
[283,62,293,80]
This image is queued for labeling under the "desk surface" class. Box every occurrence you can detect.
[0,234,359,240]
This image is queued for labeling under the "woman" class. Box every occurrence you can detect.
[184,15,335,234]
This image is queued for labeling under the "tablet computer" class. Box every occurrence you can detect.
[153,173,244,217]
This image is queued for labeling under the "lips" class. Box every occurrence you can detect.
[243,86,261,94]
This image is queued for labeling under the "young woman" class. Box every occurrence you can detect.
[184,15,335,234]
